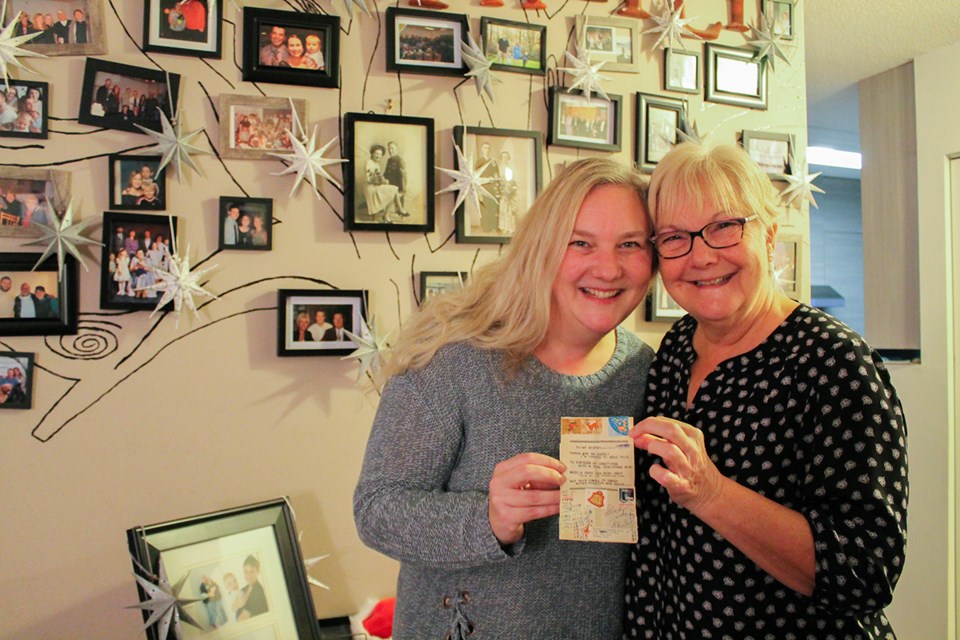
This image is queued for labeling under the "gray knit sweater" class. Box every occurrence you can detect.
[354,327,654,640]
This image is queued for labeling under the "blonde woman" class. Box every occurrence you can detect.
[354,158,657,639]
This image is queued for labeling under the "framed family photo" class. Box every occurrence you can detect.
[278,289,367,357]
[127,498,321,640]
[0,351,34,409]
[99,211,177,311]
[740,130,793,180]
[0,167,70,238]
[143,0,223,58]
[664,46,701,94]
[344,112,434,233]
[219,196,272,251]
[548,88,622,152]
[0,80,48,139]
[419,271,468,304]
[11,0,106,56]
[242,7,340,88]
[575,15,639,73]
[480,17,546,75]
[763,0,796,40]
[108,154,166,211]
[0,253,78,336]
[453,125,542,245]
[635,92,686,173]
[78,58,180,134]
[705,43,768,110]
[645,275,685,322]
[218,94,305,160]
[385,6,468,76]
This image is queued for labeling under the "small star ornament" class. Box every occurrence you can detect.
[143,245,218,327]
[749,10,791,71]
[642,0,701,51]
[461,33,499,101]
[135,109,208,183]
[21,199,101,276]
[436,140,498,216]
[676,119,705,145]
[342,316,391,383]
[340,0,371,20]
[558,41,610,101]
[780,153,825,209]
[304,553,332,590]
[270,126,347,200]
[126,558,203,640]
[0,1,46,89]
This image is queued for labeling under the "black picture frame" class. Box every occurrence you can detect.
[480,17,546,76]
[635,92,686,173]
[0,253,78,336]
[740,130,793,181]
[704,43,768,110]
[278,289,367,357]
[664,46,701,94]
[13,0,107,56]
[452,125,543,245]
[143,0,223,58]
[219,196,273,251]
[0,351,34,409]
[78,58,180,134]
[344,112,435,233]
[0,80,49,139]
[108,154,167,211]
[385,6,468,76]
[100,211,178,311]
[242,7,340,88]
[126,498,321,640]
[419,271,468,304]
[548,88,622,153]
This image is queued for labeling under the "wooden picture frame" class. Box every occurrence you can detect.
[278,289,367,356]
[219,94,306,160]
[108,153,167,211]
[99,211,178,311]
[575,15,640,73]
[480,17,546,76]
[635,92,686,173]
[242,7,340,88]
[12,0,107,56]
[0,80,49,139]
[385,6,468,76]
[143,0,223,58]
[705,43,768,110]
[77,58,180,134]
[0,351,34,409]
[219,196,273,251]
[548,88,622,152]
[0,253,78,336]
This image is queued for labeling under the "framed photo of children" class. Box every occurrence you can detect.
[635,92,687,173]
[574,15,640,73]
[108,154,167,211]
[126,498,322,640]
[385,6,468,76]
[453,125,542,245]
[278,289,367,357]
[219,197,272,251]
[99,211,178,311]
[0,352,34,409]
[343,112,434,233]
[480,17,546,76]
[548,88,622,153]
[219,94,305,160]
[12,0,107,56]
[78,58,180,134]
[143,0,223,58]
[242,7,340,88]
[0,167,70,238]
[0,253,79,336]
[0,80,48,139]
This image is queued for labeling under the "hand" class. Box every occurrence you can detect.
[630,416,724,515]
[487,452,566,546]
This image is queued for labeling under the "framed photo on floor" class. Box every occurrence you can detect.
[219,196,273,251]
[0,253,78,336]
[0,351,34,409]
[705,43,768,110]
[243,7,340,88]
[0,80,49,139]
[480,17,546,75]
[108,154,167,211]
[0,167,70,238]
[385,6,468,76]
[548,88,622,152]
[143,0,223,58]
[12,0,107,56]
[77,58,180,134]
[278,289,367,356]
[575,15,639,73]
[219,94,305,160]
[635,92,686,173]
[99,211,178,311]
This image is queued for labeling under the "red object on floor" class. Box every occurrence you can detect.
[362,597,396,639]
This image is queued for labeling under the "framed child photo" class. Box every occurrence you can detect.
[548,88,622,153]
[480,17,546,76]
[78,58,180,134]
[100,211,178,311]
[219,197,272,251]
[344,112,434,233]
[242,7,340,88]
[278,289,367,357]
[574,15,639,73]
[108,154,167,211]
[0,351,34,409]
[0,253,78,336]
[635,92,686,173]
[219,94,306,160]
[143,0,223,58]
[0,167,70,238]
[0,80,49,139]
[11,0,107,56]
[385,6,468,77]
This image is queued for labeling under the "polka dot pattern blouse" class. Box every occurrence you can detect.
[624,305,908,640]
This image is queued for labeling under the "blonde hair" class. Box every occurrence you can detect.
[382,157,650,381]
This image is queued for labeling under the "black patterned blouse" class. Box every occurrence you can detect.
[624,304,908,640]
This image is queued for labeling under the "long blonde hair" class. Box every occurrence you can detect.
[382,157,650,381]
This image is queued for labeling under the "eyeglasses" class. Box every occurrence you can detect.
[650,214,759,259]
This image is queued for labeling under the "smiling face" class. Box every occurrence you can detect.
[305,34,321,54]
[270,26,285,47]
[286,35,303,58]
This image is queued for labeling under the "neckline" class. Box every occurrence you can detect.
[527,326,632,387]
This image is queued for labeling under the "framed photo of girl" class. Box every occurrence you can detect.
[277,289,367,357]
[242,7,340,88]
[0,351,34,409]
[99,211,178,311]
[108,154,167,211]
[218,94,305,160]
[343,112,435,233]
[219,196,272,251]
[453,125,542,245]
[143,0,223,58]
[385,6,468,76]
[77,58,180,134]
[0,80,49,139]
[11,0,107,56]
[0,253,79,336]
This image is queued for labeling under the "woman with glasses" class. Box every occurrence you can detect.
[624,143,908,639]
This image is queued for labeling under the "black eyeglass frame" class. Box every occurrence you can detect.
[650,214,759,259]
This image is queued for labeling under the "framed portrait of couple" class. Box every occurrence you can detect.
[242,7,340,88]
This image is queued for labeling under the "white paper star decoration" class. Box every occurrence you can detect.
[558,41,610,102]
[461,33,499,101]
[340,0,371,20]
[676,119,705,145]
[304,553,331,590]
[780,153,825,209]
[436,140,498,217]
[342,316,391,383]
[143,245,218,326]
[0,1,46,89]
[642,0,701,51]
[749,10,791,71]
[135,109,209,184]
[270,126,347,200]
[21,199,101,276]
[127,558,203,640]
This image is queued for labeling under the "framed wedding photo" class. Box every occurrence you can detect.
[664,46,701,94]
[635,92,686,173]
[740,130,793,180]
[0,351,34,409]
[127,498,322,640]
[420,271,468,304]
[78,58,180,134]
[243,7,340,88]
[219,196,272,251]
[385,6,468,76]
[344,112,434,233]
[575,15,639,73]
[143,0,223,58]
[705,43,768,110]
[12,0,106,56]
[480,17,546,75]
[108,154,166,211]
[0,253,78,336]
[99,211,178,311]
[548,88,622,152]
[0,167,70,238]
[0,80,48,139]
[453,125,542,245]
[278,289,367,357]
[219,94,305,160]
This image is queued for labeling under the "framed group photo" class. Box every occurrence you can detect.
[0,253,78,336]
[99,211,178,311]
[705,43,768,110]
[575,15,640,73]
[11,0,107,55]
[344,112,434,233]
[143,0,223,58]
[108,154,166,210]
[480,17,546,75]
[0,351,34,409]
[635,92,686,173]
[78,58,180,134]
[242,7,340,88]
[0,80,48,139]
[548,88,622,152]
[452,125,542,245]
[127,498,322,640]
[664,47,701,94]
[278,289,367,357]
[0,167,70,237]
[419,271,468,304]
[219,197,273,251]
[740,130,793,180]
[385,7,468,76]
[219,94,305,160]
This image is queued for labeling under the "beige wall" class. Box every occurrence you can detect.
[0,1,807,637]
